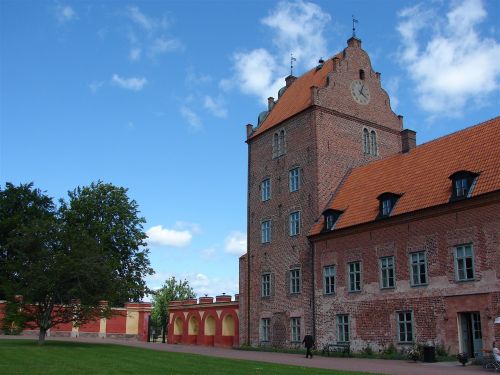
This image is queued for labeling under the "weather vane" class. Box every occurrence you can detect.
[352,15,358,38]
[290,53,297,76]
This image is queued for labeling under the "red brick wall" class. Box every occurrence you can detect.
[313,199,500,354]
[242,38,404,347]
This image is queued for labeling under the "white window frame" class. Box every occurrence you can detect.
[380,256,395,289]
[261,318,270,342]
[348,261,361,292]
[324,265,335,295]
[289,211,300,236]
[290,317,301,342]
[410,251,428,286]
[397,311,413,343]
[337,314,349,343]
[261,220,271,244]
[261,178,271,201]
[261,273,271,297]
[289,167,300,192]
[454,244,475,281]
[290,268,301,294]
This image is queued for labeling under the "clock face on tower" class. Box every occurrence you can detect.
[350,80,371,105]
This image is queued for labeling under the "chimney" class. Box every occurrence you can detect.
[401,129,417,153]
[246,123,253,137]
[268,97,275,111]
[285,75,296,87]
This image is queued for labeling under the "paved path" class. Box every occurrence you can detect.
[1,335,491,375]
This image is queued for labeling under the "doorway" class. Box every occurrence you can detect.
[459,312,482,357]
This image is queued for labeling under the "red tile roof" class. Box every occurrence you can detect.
[310,117,500,235]
[249,55,342,139]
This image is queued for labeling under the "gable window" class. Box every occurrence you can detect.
[261,178,271,201]
[289,167,300,192]
[290,317,301,342]
[359,69,365,80]
[370,131,378,155]
[454,244,475,281]
[289,211,300,236]
[261,273,271,297]
[380,256,395,289]
[273,133,279,158]
[337,315,349,343]
[449,171,478,200]
[261,220,271,243]
[272,129,286,158]
[348,261,361,292]
[410,252,427,286]
[378,192,401,218]
[323,209,343,232]
[290,268,301,294]
[261,318,270,342]
[279,130,286,155]
[323,265,336,294]
[397,311,413,343]
[363,128,370,154]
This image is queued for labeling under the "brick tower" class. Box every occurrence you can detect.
[239,36,410,347]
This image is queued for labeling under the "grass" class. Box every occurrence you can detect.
[0,339,374,375]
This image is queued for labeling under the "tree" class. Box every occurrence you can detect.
[151,277,194,343]
[0,181,154,344]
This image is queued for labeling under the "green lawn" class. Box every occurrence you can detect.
[0,339,373,375]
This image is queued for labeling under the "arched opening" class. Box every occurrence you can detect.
[205,316,215,336]
[173,316,183,335]
[359,69,365,80]
[222,315,235,336]
[188,316,199,335]
[279,130,286,155]
[273,133,279,157]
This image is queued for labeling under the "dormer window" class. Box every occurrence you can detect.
[322,209,343,231]
[449,171,478,200]
[377,193,401,218]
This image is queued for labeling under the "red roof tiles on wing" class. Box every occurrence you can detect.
[310,117,500,235]
[249,56,340,139]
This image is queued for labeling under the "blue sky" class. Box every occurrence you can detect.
[1,0,499,298]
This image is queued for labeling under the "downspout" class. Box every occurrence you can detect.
[311,240,316,345]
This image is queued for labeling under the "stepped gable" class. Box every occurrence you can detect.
[310,116,500,235]
[249,53,343,139]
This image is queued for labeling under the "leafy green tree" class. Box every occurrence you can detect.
[151,277,194,343]
[0,182,154,344]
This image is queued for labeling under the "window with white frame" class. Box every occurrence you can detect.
[455,244,474,281]
[289,211,300,236]
[348,262,361,292]
[290,268,301,294]
[261,273,271,297]
[289,167,300,192]
[261,178,271,201]
[397,311,413,343]
[261,318,270,342]
[380,256,395,288]
[324,265,335,294]
[261,220,271,243]
[410,252,427,286]
[337,314,349,342]
[290,317,301,342]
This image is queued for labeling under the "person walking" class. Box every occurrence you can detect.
[302,334,314,359]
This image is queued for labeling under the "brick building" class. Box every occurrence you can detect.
[239,36,500,356]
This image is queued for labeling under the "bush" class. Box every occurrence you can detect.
[361,345,374,356]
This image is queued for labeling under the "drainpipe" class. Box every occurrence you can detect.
[311,241,316,345]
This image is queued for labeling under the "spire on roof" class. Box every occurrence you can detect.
[352,15,358,38]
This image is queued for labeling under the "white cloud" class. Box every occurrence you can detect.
[88,80,104,94]
[130,47,141,61]
[180,106,202,131]
[189,273,239,298]
[397,0,500,116]
[111,74,147,91]
[224,231,247,256]
[149,37,182,57]
[224,1,331,104]
[146,225,192,247]
[385,76,400,110]
[128,6,154,31]
[174,221,201,234]
[55,4,77,24]
[203,96,228,118]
